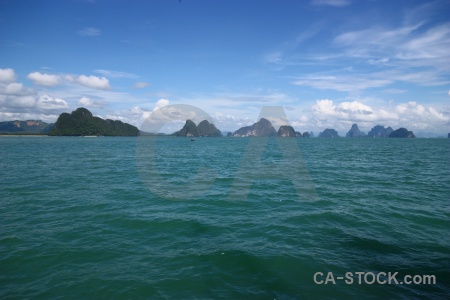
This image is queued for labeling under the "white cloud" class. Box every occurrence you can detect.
[311,0,350,7]
[0,80,36,109]
[308,99,449,133]
[334,21,450,69]
[79,96,93,107]
[78,96,104,108]
[0,95,36,109]
[383,89,407,95]
[74,75,110,90]
[311,99,397,123]
[94,69,138,79]
[77,27,101,37]
[133,81,150,89]
[27,72,62,86]
[153,99,170,111]
[36,94,69,110]
[0,111,60,123]
[0,68,16,83]
[293,74,392,92]
[5,83,23,94]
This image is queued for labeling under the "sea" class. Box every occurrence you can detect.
[1,136,449,299]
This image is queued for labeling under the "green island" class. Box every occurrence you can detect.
[49,107,139,136]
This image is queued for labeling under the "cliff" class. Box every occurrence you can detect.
[232,118,276,137]
[277,125,297,137]
[346,123,366,137]
[49,107,139,136]
[174,119,199,137]
[389,128,415,138]
[197,120,222,137]
[368,125,394,138]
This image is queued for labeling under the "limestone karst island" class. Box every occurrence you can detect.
[1,107,446,138]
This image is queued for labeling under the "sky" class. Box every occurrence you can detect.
[1,0,449,135]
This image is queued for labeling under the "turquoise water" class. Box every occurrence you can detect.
[1,136,449,299]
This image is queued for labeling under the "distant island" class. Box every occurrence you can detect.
[49,107,139,136]
[346,124,366,137]
[232,118,277,137]
[174,119,222,137]
[229,119,311,137]
[319,128,339,138]
[344,124,414,138]
[0,109,431,139]
[389,127,415,138]
[0,120,54,134]
[367,125,394,138]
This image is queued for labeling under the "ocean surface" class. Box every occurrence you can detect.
[1,136,449,299]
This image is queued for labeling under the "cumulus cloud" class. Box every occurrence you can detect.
[27,72,61,86]
[36,94,69,110]
[0,79,35,109]
[0,95,36,109]
[71,75,111,90]
[153,99,170,111]
[77,27,101,37]
[0,68,16,83]
[77,75,110,90]
[133,81,150,89]
[312,99,396,123]
[78,96,104,108]
[5,83,23,94]
[79,96,94,107]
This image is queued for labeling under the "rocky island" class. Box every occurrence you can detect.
[367,125,394,138]
[389,128,415,138]
[318,128,339,138]
[346,124,366,137]
[49,107,139,136]
[278,125,300,137]
[232,118,277,137]
[0,120,54,134]
[174,119,222,137]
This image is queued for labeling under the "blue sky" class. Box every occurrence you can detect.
[1,0,449,135]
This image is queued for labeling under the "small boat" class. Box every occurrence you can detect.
[191,138,196,141]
